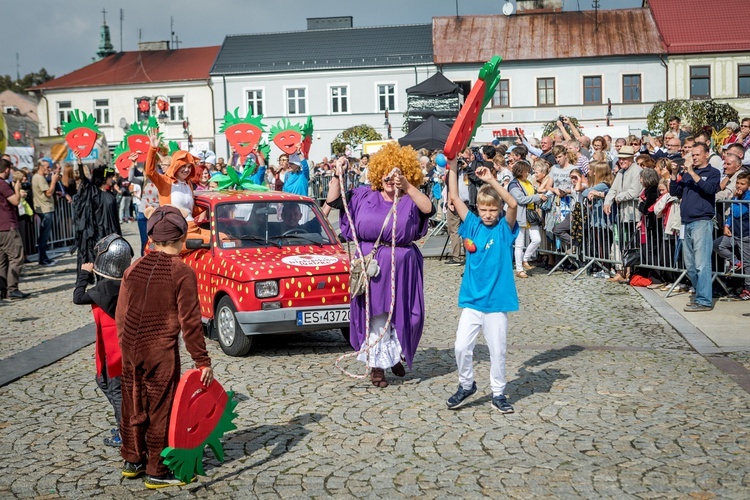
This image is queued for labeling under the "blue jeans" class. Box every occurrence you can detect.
[137,212,148,256]
[683,219,714,307]
[37,211,55,264]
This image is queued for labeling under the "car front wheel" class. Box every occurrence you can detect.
[215,296,252,356]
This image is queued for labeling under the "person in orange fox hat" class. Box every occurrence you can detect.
[143,129,210,245]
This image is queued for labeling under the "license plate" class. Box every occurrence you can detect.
[297,309,350,326]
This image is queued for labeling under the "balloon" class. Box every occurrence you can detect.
[435,153,447,167]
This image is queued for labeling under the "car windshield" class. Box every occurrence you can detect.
[215,201,334,249]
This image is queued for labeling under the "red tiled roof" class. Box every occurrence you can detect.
[32,46,221,90]
[433,9,665,64]
[648,0,750,54]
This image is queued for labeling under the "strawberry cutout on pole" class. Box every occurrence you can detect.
[62,110,101,157]
[270,118,304,156]
[125,117,160,163]
[444,55,503,160]
[160,369,238,484]
[113,139,133,177]
[220,108,266,165]
[301,116,314,158]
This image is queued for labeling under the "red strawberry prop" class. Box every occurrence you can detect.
[464,238,477,253]
[301,116,314,158]
[125,117,159,163]
[160,369,238,484]
[113,140,132,177]
[444,56,502,160]
[62,110,101,157]
[219,108,266,164]
[270,118,304,156]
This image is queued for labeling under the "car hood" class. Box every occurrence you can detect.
[212,245,349,282]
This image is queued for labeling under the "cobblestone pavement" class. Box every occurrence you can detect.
[1,255,749,498]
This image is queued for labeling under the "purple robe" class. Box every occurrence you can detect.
[339,187,430,368]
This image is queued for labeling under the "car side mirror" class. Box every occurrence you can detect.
[185,238,210,250]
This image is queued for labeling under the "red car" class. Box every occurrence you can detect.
[182,190,350,356]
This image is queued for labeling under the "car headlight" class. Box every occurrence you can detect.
[255,280,279,298]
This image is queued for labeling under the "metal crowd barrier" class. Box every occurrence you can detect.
[308,173,361,202]
[23,197,75,261]
[527,194,750,298]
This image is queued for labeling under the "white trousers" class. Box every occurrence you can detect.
[357,313,403,369]
[514,225,541,272]
[454,308,508,396]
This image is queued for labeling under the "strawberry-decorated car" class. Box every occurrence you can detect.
[183,190,351,356]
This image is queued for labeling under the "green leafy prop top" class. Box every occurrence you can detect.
[212,165,269,192]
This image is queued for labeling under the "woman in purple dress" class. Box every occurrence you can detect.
[325,144,434,387]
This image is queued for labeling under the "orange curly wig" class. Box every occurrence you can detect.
[367,142,425,191]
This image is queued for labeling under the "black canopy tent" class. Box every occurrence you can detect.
[404,72,462,133]
[405,72,462,96]
[398,116,451,151]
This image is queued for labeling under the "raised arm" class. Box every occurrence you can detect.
[448,160,469,221]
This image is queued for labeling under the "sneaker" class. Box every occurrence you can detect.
[444,258,463,266]
[104,431,122,447]
[144,473,195,489]
[592,270,608,279]
[446,382,477,409]
[491,395,515,414]
[739,289,750,301]
[121,461,146,479]
[8,290,30,299]
[40,260,57,267]
[683,303,713,312]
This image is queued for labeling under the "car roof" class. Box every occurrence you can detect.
[194,190,315,206]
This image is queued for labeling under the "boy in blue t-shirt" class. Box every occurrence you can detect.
[446,161,520,413]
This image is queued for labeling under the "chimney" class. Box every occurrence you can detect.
[306,17,353,30]
[138,41,170,51]
[516,0,563,13]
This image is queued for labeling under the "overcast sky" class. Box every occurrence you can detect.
[4,0,641,79]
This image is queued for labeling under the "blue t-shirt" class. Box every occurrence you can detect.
[458,211,520,313]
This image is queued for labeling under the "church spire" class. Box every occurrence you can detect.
[97,8,116,59]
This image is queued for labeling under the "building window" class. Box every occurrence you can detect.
[622,74,642,103]
[246,90,263,115]
[378,84,395,112]
[537,78,555,106]
[168,96,184,122]
[94,99,110,125]
[739,65,750,97]
[492,79,510,107]
[330,86,349,114]
[287,88,306,115]
[690,66,711,99]
[57,101,72,126]
[583,76,602,105]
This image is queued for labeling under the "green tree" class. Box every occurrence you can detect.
[330,124,383,155]
[0,68,54,92]
[646,99,739,136]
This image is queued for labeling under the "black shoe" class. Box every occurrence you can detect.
[446,382,477,409]
[8,290,30,300]
[121,461,146,478]
[144,473,195,489]
[0,290,6,300]
[492,395,515,414]
[683,303,713,312]
[444,258,463,266]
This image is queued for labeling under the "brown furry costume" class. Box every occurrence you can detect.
[116,251,211,477]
